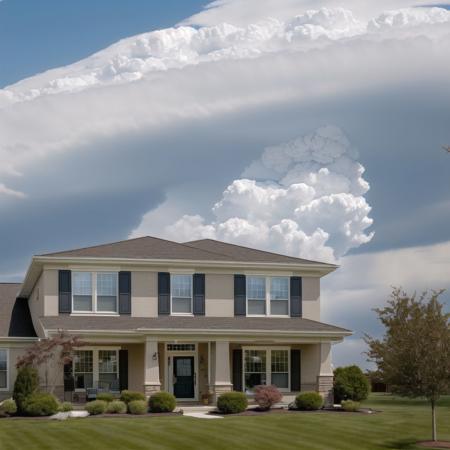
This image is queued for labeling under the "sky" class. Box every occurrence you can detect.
[0,0,449,369]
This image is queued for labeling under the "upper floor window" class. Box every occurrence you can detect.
[72,272,118,314]
[171,274,192,314]
[247,276,289,316]
[0,349,8,390]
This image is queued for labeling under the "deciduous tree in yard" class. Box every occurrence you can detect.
[16,330,84,395]
[365,288,450,442]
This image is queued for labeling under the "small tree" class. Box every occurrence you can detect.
[16,330,84,394]
[333,365,370,403]
[365,288,450,442]
[13,366,39,414]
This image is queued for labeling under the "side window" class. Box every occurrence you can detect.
[270,277,289,315]
[73,272,93,312]
[0,349,8,389]
[171,274,192,314]
[247,276,266,315]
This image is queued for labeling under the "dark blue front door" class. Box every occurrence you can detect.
[173,356,195,399]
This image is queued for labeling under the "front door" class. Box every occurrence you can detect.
[173,356,195,399]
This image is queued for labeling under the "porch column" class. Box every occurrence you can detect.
[317,342,334,407]
[144,338,161,397]
[211,341,233,402]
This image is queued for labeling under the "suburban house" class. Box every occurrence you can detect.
[0,236,351,405]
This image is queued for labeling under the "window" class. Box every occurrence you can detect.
[244,349,266,391]
[270,277,289,315]
[74,350,93,389]
[247,276,266,315]
[244,348,290,392]
[72,272,118,314]
[167,344,195,352]
[73,272,93,312]
[271,350,289,389]
[97,273,118,312]
[0,349,8,390]
[98,350,118,386]
[171,274,192,314]
[247,276,289,316]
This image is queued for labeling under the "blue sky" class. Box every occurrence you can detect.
[0,0,207,87]
[0,0,449,368]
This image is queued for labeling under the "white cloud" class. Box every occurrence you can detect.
[323,240,450,368]
[0,183,25,199]
[132,125,374,263]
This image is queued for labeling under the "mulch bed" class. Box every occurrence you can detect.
[210,407,379,416]
[417,441,450,449]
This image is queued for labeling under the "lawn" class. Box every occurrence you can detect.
[0,394,448,450]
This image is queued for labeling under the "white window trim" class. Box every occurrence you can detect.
[73,347,120,392]
[0,348,9,391]
[71,271,119,315]
[242,346,291,393]
[170,273,194,316]
[246,276,290,318]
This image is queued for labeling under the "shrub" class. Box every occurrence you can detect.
[148,391,176,413]
[23,392,59,416]
[334,365,370,403]
[295,392,323,410]
[120,390,146,404]
[341,400,360,412]
[0,399,17,416]
[254,385,283,410]
[128,400,147,415]
[85,400,107,415]
[217,392,248,414]
[106,400,127,414]
[96,392,114,403]
[59,401,73,412]
[13,366,39,414]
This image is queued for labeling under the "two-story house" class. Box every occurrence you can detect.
[0,236,351,405]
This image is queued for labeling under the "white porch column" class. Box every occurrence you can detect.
[211,341,233,402]
[317,342,334,407]
[144,338,161,397]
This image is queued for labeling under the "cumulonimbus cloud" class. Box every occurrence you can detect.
[153,125,373,263]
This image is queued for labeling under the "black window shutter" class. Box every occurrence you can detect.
[234,274,246,316]
[291,349,301,391]
[158,272,170,315]
[119,349,128,391]
[290,276,302,317]
[193,274,205,316]
[118,271,132,314]
[58,270,71,314]
[232,349,243,391]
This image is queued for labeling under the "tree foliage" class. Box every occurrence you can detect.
[365,288,450,441]
[13,366,39,414]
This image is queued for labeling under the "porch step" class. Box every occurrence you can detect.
[180,405,216,413]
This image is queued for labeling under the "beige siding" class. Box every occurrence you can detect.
[43,269,59,316]
[299,343,321,391]
[198,343,209,398]
[122,343,145,392]
[28,273,46,337]
[205,274,234,317]
[131,271,158,317]
[301,277,320,321]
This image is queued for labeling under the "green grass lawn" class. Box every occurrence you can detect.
[0,394,448,450]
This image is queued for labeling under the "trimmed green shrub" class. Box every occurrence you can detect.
[295,392,323,410]
[13,366,39,414]
[85,400,107,415]
[217,392,248,414]
[23,392,59,416]
[254,385,283,410]
[0,399,17,416]
[341,400,360,412]
[106,400,127,414]
[148,391,176,413]
[334,365,370,403]
[128,400,147,415]
[120,390,146,404]
[96,392,114,403]
[59,402,73,412]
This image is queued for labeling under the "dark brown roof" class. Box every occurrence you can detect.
[39,315,350,334]
[0,283,37,337]
[40,236,333,266]
[184,239,333,265]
